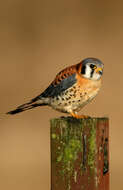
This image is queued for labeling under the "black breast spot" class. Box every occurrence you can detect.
[70,89,74,92]
[74,90,77,94]
[56,97,59,101]
[64,91,68,95]
[68,96,71,99]
[73,94,76,98]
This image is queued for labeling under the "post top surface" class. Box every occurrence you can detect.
[50,116,109,122]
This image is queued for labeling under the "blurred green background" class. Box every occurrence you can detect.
[0,0,122,189]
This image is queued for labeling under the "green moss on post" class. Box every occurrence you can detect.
[51,117,109,190]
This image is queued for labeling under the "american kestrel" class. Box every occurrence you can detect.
[7,58,104,118]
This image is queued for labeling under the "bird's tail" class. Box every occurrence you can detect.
[6,101,46,115]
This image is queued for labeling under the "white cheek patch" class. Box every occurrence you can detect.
[92,73,101,80]
[84,65,91,78]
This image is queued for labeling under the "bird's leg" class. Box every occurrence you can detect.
[70,111,90,119]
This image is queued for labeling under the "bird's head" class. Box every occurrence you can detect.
[81,58,104,80]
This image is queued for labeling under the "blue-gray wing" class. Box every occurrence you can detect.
[31,73,77,102]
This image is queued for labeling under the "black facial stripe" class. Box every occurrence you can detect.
[81,65,86,75]
[99,70,103,75]
[90,69,94,78]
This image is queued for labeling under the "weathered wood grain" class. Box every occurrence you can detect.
[50,117,109,190]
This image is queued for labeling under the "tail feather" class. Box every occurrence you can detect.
[7,102,46,115]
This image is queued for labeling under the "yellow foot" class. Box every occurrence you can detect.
[70,112,90,119]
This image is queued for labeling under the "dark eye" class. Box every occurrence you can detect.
[90,64,97,69]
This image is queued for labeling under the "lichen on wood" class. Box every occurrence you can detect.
[51,118,83,178]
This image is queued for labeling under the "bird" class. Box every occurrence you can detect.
[7,57,104,119]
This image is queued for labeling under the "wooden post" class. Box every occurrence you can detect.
[50,117,109,190]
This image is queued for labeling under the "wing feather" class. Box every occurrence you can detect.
[31,62,82,102]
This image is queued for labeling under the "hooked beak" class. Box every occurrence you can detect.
[95,68,103,75]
